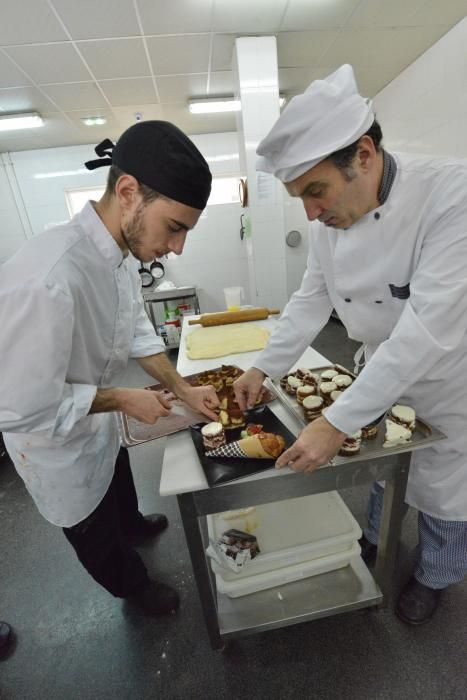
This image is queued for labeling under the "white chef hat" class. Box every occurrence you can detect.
[256,64,375,183]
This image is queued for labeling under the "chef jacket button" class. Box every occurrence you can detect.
[374,212,380,220]
[344,298,351,302]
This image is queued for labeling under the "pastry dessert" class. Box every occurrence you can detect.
[296,367,311,380]
[383,419,412,448]
[330,390,343,402]
[339,430,362,456]
[361,423,379,440]
[321,369,338,380]
[286,375,303,395]
[390,405,416,433]
[280,375,288,389]
[206,431,285,459]
[296,385,316,404]
[320,381,337,404]
[334,374,353,389]
[302,372,319,387]
[302,395,324,422]
[240,423,263,438]
[201,422,226,450]
[217,529,260,560]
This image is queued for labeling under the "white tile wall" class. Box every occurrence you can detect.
[373,16,467,159]
[0,160,28,263]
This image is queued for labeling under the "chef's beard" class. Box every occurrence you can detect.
[121,202,148,261]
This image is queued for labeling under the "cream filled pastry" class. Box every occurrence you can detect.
[320,381,337,403]
[383,419,412,448]
[286,375,303,395]
[296,385,315,404]
[334,374,353,389]
[302,372,319,386]
[201,422,226,450]
[339,430,362,456]
[391,404,416,432]
[330,390,343,402]
[302,395,324,421]
[321,369,338,380]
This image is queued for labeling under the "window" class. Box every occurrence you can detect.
[65,176,241,216]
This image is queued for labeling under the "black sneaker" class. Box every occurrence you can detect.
[358,534,378,564]
[396,576,442,625]
[126,580,180,616]
[0,622,12,660]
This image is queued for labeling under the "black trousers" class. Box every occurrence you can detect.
[63,448,150,598]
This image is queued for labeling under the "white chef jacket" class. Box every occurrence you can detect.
[0,201,165,527]
[255,152,467,521]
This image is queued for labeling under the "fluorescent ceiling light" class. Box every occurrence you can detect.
[81,116,107,126]
[189,96,285,115]
[0,112,44,132]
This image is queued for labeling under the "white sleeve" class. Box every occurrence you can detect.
[130,294,166,358]
[254,228,333,378]
[325,192,467,434]
[0,283,96,439]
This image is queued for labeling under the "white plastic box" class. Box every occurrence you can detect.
[207,491,362,597]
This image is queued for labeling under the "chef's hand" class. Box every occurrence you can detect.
[233,367,266,411]
[176,384,220,422]
[275,416,347,475]
[120,388,172,424]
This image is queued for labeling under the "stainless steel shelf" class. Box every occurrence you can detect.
[217,556,382,639]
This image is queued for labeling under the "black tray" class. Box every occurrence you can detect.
[190,405,296,487]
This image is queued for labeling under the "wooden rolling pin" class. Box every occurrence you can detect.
[188,307,280,327]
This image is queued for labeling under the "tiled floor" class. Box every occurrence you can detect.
[0,320,465,699]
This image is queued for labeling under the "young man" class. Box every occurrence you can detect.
[0,121,219,616]
[234,65,467,625]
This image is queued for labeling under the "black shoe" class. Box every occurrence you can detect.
[0,622,12,660]
[396,576,442,626]
[358,534,378,565]
[126,580,179,616]
[124,514,168,544]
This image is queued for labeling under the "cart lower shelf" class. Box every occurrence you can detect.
[216,556,382,639]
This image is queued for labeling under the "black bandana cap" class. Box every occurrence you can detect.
[84,120,212,210]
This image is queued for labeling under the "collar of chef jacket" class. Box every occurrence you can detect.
[78,200,125,269]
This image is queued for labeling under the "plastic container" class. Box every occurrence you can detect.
[215,543,361,598]
[207,491,362,581]
[223,286,243,311]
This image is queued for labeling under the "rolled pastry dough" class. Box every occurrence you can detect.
[185,323,270,359]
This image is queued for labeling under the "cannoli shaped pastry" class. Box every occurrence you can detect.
[206,431,285,459]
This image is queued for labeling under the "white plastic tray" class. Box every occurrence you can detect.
[207,491,362,581]
[215,544,361,598]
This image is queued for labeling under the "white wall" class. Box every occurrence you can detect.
[373,17,467,157]
[0,156,28,263]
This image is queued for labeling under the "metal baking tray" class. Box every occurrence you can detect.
[117,365,277,447]
[267,364,446,463]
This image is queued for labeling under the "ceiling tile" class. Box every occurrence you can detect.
[51,0,140,39]
[157,74,208,103]
[64,108,120,135]
[281,0,361,30]
[278,67,320,95]
[0,52,32,88]
[161,102,236,135]
[410,0,467,27]
[112,104,164,131]
[211,34,236,71]
[5,44,92,84]
[76,39,151,79]
[0,86,57,113]
[40,82,108,111]
[138,0,213,34]
[212,0,288,32]
[147,35,210,75]
[0,0,68,46]
[0,133,53,153]
[99,78,157,106]
[346,0,426,28]
[208,71,235,95]
[36,112,82,144]
[277,31,340,68]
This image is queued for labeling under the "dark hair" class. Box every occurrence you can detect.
[327,119,383,180]
[104,164,163,204]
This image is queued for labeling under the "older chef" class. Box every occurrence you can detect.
[234,65,467,625]
[0,121,219,617]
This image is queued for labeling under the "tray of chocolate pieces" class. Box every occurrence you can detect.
[269,365,446,462]
[187,364,277,430]
[117,364,277,447]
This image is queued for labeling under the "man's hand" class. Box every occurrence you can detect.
[233,367,266,411]
[177,384,220,422]
[275,416,347,475]
[117,388,173,424]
